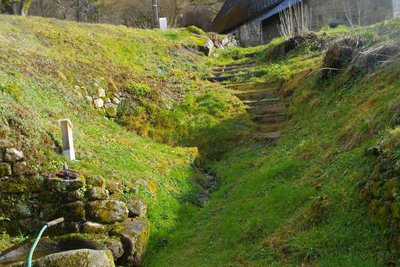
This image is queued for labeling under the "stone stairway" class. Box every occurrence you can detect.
[206,60,264,82]
[206,61,288,142]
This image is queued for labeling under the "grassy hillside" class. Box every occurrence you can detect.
[146,21,400,266]
[0,14,247,250]
[1,14,400,267]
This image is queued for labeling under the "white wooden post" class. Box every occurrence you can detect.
[58,119,75,161]
[159,17,168,30]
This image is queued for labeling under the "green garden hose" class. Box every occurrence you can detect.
[27,217,64,267]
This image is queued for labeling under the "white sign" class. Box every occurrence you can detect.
[58,118,76,161]
[159,17,168,30]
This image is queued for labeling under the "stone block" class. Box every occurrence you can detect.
[127,199,147,218]
[86,200,128,224]
[10,249,115,267]
[87,187,109,200]
[86,175,105,188]
[38,190,84,204]
[116,218,150,267]
[4,148,24,162]
[0,176,44,193]
[60,201,86,222]
[98,88,106,98]
[12,161,28,176]
[0,163,12,177]
[105,103,117,117]
[81,221,109,234]
[94,98,104,109]
[45,177,85,192]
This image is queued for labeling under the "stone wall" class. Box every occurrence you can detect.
[308,0,393,29]
[0,139,149,266]
[234,21,264,47]
[393,0,400,18]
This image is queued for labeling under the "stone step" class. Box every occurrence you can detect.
[206,71,263,82]
[212,66,256,76]
[242,98,281,106]
[235,89,277,101]
[263,131,282,140]
[259,123,285,133]
[225,82,271,91]
[254,113,287,124]
[212,63,257,72]
[247,104,287,115]
[218,60,256,68]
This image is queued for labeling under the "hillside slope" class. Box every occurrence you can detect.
[0,14,247,254]
[1,14,400,267]
[146,22,400,266]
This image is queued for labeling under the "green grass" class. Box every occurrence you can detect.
[1,14,400,266]
[144,20,400,266]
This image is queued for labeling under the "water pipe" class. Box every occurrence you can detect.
[27,217,64,267]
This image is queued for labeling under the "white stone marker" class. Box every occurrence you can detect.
[58,119,76,161]
[159,17,168,30]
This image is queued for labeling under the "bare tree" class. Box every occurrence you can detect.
[278,2,311,38]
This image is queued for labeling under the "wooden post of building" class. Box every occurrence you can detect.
[58,119,75,161]
[152,0,159,28]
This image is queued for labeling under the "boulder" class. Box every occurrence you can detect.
[81,222,109,234]
[117,218,150,267]
[86,175,105,188]
[0,163,12,177]
[0,239,59,266]
[12,161,28,176]
[4,148,24,162]
[98,88,106,98]
[87,187,109,200]
[104,238,124,259]
[126,199,147,218]
[94,98,104,109]
[86,200,128,224]
[10,249,115,267]
[105,103,117,117]
[45,177,85,192]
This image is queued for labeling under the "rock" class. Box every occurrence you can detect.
[86,175,105,188]
[81,222,109,234]
[0,176,44,193]
[200,37,214,56]
[86,200,128,224]
[4,148,24,162]
[98,88,106,98]
[60,201,86,222]
[45,177,85,192]
[94,98,104,109]
[117,218,150,267]
[87,187,109,200]
[0,194,36,220]
[0,140,13,149]
[10,249,115,267]
[126,199,147,218]
[106,98,112,103]
[106,181,122,196]
[105,103,117,117]
[12,162,28,176]
[39,190,84,204]
[0,163,12,177]
[395,160,400,174]
[0,239,59,266]
[104,239,124,259]
[322,37,359,78]
[85,95,93,103]
[112,97,120,104]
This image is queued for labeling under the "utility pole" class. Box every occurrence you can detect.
[152,0,159,28]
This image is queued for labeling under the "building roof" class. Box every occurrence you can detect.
[212,0,285,33]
